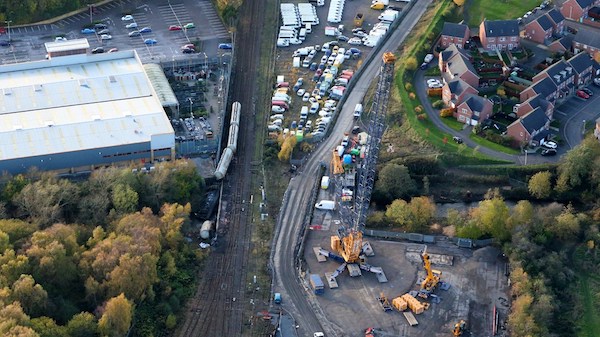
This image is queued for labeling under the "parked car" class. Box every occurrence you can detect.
[81,28,95,34]
[594,78,600,87]
[181,44,195,50]
[218,43,232,50]
[541,148,557,156]
[168,25,183,31]
[91,47,104,54]
[348,37,363,45]
[0,40,10,46]
[98,29,110,35]
[581,87,594,96]
[296,88,306,97]
[427,79,443,89]
[144,39,158,45]
[576,90,589,99]
[182,48,195,54]
[128,30,141,37]
[125,22,138,29]
[55,37,67,42]
[303,92,310,102]
[453,136,463,144]
[94,23,108,30]
[139,27,152,33]
[541,141,558,149]
[121,15,134,21]
[184,23,195,29]
[337,35,349,42]
[100,34,112,40]
[107,48,119,53]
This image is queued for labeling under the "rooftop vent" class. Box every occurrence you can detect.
[45,121,55,127]
[3,88,11,96]
[92,115,101,121]
[78,79,89,87]
[109,75,117,83]
[559,70,567,78]
[34,84,43,92]
[553,74,561,82]
[123,111,133,117]
[13,125,23,131]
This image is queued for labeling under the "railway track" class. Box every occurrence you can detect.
[175,0,264,335]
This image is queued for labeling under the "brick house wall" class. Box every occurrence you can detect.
[524,21,552,44]
[506,122,530,144]
[561,0,586,20]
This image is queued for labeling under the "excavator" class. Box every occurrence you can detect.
[452,320,466,336]
[420,247,442,293]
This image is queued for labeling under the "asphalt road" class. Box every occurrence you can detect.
[556,85,600,149]
[271,1,436,336]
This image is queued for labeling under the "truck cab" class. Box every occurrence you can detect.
[274,293,282,304]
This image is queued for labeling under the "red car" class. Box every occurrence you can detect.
[576,90,589,99]
[168,25,182,31]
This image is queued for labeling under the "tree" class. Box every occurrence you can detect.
[278,136,297,162]
[405,57,418,71]
[0,219,38,245]
[30,317,68,337]
[13,178,79,227]
[385,197,435,232]
[11,275,48,317]
[111,184,139,214]
[375,164,416,202]
[385,199,411,228]
[0,250,31,286]
[2,175,30,202]
[106,253,158,302]
[67,312,99,337]
[508,294,538,337]
[0,302,37,337]
[98,294,133,337]
[555,137,600,194]
[0,230,9,253]
[528,171,552,199]
[551,206,582,241]
[407,196,436,230]
[453,0,465,6]
[470,196,510,241]
[507,200,534,230]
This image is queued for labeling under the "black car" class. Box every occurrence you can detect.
[0,40,10,46]
[453,136,463,144]
[541,149,557,156]
[352,126,360,134]
[91,47,105,54]
[94,23,108,30]
[182,48,195,54]
[581,87,594,96]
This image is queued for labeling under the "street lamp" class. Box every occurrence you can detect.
[87,4,94,24]
[202,52,208,72]
[4,20,12,42]
[188,97,194,117]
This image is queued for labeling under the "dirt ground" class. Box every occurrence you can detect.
[303,214,511,337]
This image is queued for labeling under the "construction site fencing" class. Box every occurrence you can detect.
[363,229,495,248]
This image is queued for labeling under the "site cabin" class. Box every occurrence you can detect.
[321,176,330,189]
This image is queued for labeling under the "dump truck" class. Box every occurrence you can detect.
[354,13,364,27]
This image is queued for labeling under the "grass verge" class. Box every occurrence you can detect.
[394,0,509,165]
[467,0,540,26]
[469,134,521,154]
[441,117,465,131]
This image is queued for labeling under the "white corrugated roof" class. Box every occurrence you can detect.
[143,63,179,107]
[0,50,174,161]
[44,38,90,53]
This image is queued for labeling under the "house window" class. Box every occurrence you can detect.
[474,111,480,116]
[520,132,524,137]
[458,115,465,122]
[462,108,467,114]
[511,37,517,41]
[458,38,462,42]
[499,37,506,42]
[489,38,496,42]
[443,36,448,40]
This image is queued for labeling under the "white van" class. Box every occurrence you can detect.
[354,103,363,119]
[300,106,309,117]
[279,31,296,39]
[315,200,335,210]
[305,23,312,33]
[321,176,330,189]
[299,28,307,40]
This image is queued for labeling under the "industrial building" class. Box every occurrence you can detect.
[0,45,175,174]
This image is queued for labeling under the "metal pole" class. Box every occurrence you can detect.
[88,5,93,24]
[5,20,12,42]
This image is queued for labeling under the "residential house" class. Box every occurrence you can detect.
[524,14,555,44]
[515,94,554,118]
[546,8,566,34]
[439,22,470,49]
[442,78,479,107]
[479,19,521,51]
[572,27,600,60]
[438,44,480,88]
[454,94,493,125]
[560,0,599,21]
[567,51,595,85]
[548,35,573,53]
[594,117,600,140]
[520,77,559,103]
[532,60,575,100]
[506,107,550,145]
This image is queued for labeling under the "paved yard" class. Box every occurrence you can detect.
[554,84,600,150]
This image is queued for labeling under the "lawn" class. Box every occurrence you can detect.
[467,0,540,26]
[442,117,465,131]
[576,271,600,337]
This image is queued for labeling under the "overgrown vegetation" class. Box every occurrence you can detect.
[0,160,206,336]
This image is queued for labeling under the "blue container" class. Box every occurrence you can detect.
[343,154,352,164]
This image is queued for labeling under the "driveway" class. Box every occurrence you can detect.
[555,84,600,149]
[414,69,558,165]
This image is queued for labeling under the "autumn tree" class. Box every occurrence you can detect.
[550,206,584,241]
[30,317,68,337]
[278,136,297,162]
[13,177,79,227]
[405,57,418,71]
[0,219,38,245]
[385,197,435,232]
[98,294,133,337]
[0,301,38,337]
[67,312,99,337]
[528,171,552,199]
[469,196,510,241]
[555,136,600,194]
[11,275,48,317]
[0,250,31,287]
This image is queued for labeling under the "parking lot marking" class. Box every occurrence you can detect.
[555,109,566,116]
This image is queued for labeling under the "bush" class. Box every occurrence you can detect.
[427,88,443,97]
[408,92,416,100]
[432,100,445,109]
[417,113,428,120]
[405,83,413,91]
[405,57,418,71]
[440,108,454,117]
[414,106,423,113]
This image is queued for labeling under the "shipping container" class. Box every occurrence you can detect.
[309,274,325,295]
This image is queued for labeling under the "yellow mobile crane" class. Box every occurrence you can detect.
[421,247,442,293]
[452,320,466,336]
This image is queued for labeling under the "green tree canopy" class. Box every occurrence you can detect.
[375,164,417,202]
[98,294,133,337]
[528,171,552,199]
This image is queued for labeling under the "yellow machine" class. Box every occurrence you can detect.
[331,229,364,263]
[331,149,344,175]
[452,320,466,336]
[421,248,442,292]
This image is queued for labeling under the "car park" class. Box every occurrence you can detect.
[125,22,138,29]
[121,15,134,21]
[81,28,95,34]
[541,149,557,156]
[576,90,589,99]
[144,39,158,45]
[139,27,152,33]
[169,25,183,31]
[91,47,104,54]
[129,30,141,37]
[100,34,112,40]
